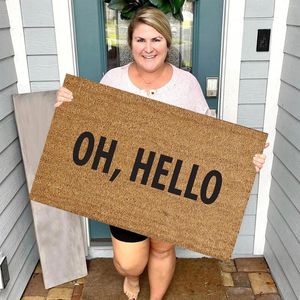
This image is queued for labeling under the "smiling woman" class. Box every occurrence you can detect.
[129,23,172,89]
[99,8,210,113]
[56,8,211,300]
[97,10,211,299]
[104,0,194,72]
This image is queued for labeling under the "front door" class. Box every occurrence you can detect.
[73,0,224,248]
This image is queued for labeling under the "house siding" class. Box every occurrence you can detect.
[0,1,38,299]
[20,0,60,91]
[264,0,300,299]
[233,0,274,257]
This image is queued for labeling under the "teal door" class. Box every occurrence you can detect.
[73,0,224,242]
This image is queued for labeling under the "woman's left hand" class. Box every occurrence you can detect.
[253,143,269,173]
[253,154,266,172]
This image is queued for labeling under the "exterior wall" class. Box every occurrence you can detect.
[0,1,39,299]
[264,0,300,299]
[20,0,60,91]
[233,0,275,256]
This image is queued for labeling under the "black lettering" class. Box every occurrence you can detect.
[109,169,121,182]
[91,136,117,173]
[201,170,222,204]
[73,131,94,166]
[168,159,183,196]
[184,164,199,200]
[151,154,173,191]
[130,148,156,185]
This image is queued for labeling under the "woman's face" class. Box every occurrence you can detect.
[131,23,168,73]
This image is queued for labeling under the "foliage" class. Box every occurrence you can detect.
[104,0,186,21]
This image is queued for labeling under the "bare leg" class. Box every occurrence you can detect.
[148,239,176,300]
[112,236,150,299]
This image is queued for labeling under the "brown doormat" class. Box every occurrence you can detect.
[82,258,226,299]
[30,74,267,260]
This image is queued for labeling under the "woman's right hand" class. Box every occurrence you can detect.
[55,87,73,108]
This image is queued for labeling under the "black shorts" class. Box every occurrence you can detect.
[109,225,148,243]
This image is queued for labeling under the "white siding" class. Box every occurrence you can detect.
[0,2,9,28]
[20,0,60,91]
[0,29,14,59]
[264,0,300,299]
[244,0,274,18]
[27,56,60,81]
[0,58,17,90]
[233,0,275,257]
[240,61,269,79]
[0,114,18,153]
[0,1,38,299]
[21,0,54,27]
[0,84,18,121]
[24,28,57,55]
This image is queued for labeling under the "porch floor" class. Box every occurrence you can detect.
[21,257,281,300]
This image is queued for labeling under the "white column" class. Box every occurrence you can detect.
[6,0,31,93]
[52,0,78,84]
[254,0,290,255]
[219,0,245,123]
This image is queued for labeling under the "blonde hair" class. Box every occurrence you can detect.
[127,7,172,49]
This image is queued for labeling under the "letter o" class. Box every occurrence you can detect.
[73,131,94,166]
[200,170,222,205]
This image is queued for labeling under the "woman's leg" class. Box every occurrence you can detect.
[148,239,176,300]
[112,236,150,299]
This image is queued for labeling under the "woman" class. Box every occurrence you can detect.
[56,7,266,300]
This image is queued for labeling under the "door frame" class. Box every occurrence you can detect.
[51,0,264,258]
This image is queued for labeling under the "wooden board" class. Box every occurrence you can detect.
[30,74,267,260]
[13,91,87,288]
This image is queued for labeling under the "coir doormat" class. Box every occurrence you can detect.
[81,258,226,300]
[30,74,267,260]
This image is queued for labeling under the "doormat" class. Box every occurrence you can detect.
[82,258,226,300]
[30,74,267,260]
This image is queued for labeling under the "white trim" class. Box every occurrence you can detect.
[219,0,245,123]
[88,246,113,259]
[254,0,290,255]
[81,217,90,256]
[6,0,30,93]
[84,217,91,248]
[52,0,78,83]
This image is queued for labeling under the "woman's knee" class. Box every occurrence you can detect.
[113,255,147,276]
[112,237,150,276]
[150,239,175,259]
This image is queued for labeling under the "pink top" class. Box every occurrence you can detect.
[100,63,211,116]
